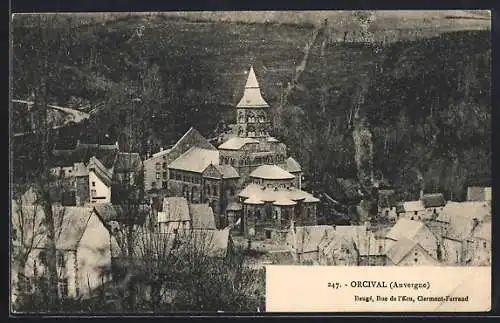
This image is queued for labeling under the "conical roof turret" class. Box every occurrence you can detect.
[236,66,269,108]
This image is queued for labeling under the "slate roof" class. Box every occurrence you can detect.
[250,165,295,180]
[215,164,240,179]
[11,201,93,251]
[159,197,190,222]
[89,156,113,187]
[168,147,219,173]
[239,183,320,204]
[334,225,386,256]
[189,204,216,229]
[436,201,491,241]
[283,157,302,173]
[236,66,270,108]
[292,225,336,253]
[385,218,426,241]
[421,193,446,208]
[93,203,151,224]
[385,237,418,265]
[218,137,259,150]
[403,200,425,212]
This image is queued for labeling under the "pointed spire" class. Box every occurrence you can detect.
[237,65,269,108]
[245,66,260,89]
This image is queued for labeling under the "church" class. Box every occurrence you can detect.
[144,65,320,239]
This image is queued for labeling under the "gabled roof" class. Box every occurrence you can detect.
[93,203,151,224]
[421,193,446,208]
[236,66,269,109]
[215,164,240,179]
[385,237,419,265]
[189,204,216,229]
[334,225,385,256]
[114,153,142,173]
[436,201,491,241]
[385,218,426,241]
[88,156,113,187]
[218,137,259,150]
[403,200,425,212]
[283,157,302,173]
[159,197,190,222]
[292,225,336,253]
[11,202,93,251]
[250,164,295,180]
[168,147,219,173]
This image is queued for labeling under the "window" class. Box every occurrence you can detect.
[162,162,167,169]
[75,287,80,297]
[58,278,69,298]
[414,258,418,263]
[483,241,487,248]
[155,163,161,170]
[151,182,156,188]
[170,171,175,179]
[57,252,65,268]
[91,189,96,197]
[163,172,168,179]
[230,187,235,196]
[414,211,418,215]
[173,228,178,234]
[162,181,168,189]
[92,181,96,187]
[379,245,383,254]
[12,228,17,241]
[414,252,418,256]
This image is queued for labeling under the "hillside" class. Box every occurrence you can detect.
[11,14,491,203]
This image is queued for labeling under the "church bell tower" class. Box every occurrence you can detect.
[235,66,271,138]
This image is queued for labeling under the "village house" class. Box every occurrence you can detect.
[467,220,491,266]
[92,203,152,233]
[285,222,386,266]
[396,192,447,222]
[11,201,113,303]
[383,218,441,266]
[430,201,491,265]
[155,197,218,234]
[50,141,143,206]
[157,197,191,234]
[143,127,217,196]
